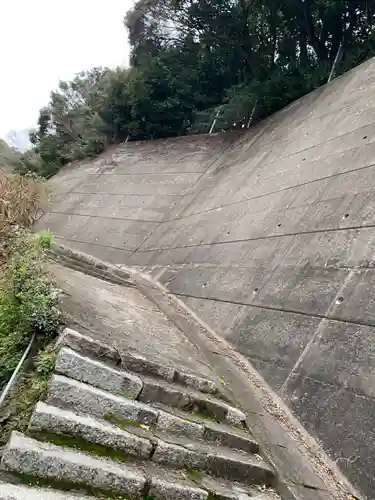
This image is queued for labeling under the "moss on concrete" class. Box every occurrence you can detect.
[19,474,130,499]
[186,469,203,480]
[30,430,132,463]
[104,413,145,430]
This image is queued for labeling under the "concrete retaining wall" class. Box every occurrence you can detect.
[41,56,375,498]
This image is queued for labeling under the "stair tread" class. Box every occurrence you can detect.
[55,347,144,399]
[0,478,280,500]
[139,374,243,419]
[190,475,281,500]
[153,431,267,465]
[47,372,246,436]
[28,402,273,487]
[55,348,236,424]
[0,482,92,500]
[1,432,145,498]
[29,402,267,465]
[57,328,218,393]
[29,402,153,459]
[45,374,159,425]
[1,433,272,499]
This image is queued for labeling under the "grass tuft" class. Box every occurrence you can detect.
[0,347,56,445]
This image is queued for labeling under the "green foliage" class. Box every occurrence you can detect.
[18,0,375,175]
[0,347,57,444]
[34,347,57,377]
[31,431,132,463]
[19,474,130,499]
[0,231,61,386]
[103,413,145,430]
[33,229,53,249]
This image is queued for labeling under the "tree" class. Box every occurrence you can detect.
[19,0,375,176]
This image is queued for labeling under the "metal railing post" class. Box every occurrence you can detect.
[247,99,258,128]
[328,41,343,83]
[209,108,221,134]
[0,334,35,408]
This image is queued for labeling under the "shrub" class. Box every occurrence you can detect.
[0,346,57,444]
[0,169,49,263]
[0,231,61,387]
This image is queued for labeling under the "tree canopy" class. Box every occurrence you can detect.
[20,0,375,176]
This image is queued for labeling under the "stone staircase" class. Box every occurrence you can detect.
[0,328,281,500]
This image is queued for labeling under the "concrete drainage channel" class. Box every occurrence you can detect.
[0,327,281,500]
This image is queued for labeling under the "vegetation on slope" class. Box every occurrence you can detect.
[0,170,61,439]
[14,0,375,177]
[0,229,61,387]
[0,139,22,172]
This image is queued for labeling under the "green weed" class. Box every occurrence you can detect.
[0,231,61,386]
[0,346,56,445]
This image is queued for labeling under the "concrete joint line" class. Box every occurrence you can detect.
[279,268,359,394]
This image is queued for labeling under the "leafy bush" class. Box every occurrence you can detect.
[0,231,61,387]
[34,346,57,377]
[0,346,57,444]
[33,229,53,250]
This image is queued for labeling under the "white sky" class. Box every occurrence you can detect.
[0,0,134,139]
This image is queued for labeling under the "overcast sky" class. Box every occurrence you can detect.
[0,0,134,140]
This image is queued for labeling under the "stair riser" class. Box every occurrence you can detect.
[1,433,211,500]
[45,375,158,426]
[54,348,244,427]
[46,373,258,457]
[29,403,273,486]
[0,483,91,500]
[55,348,143,399]
[29,402,153,460]
[1,434,145,498]
[56,328,219,393]
[203,425,259,454]
[207,455,274,486]
[139,379,245,426]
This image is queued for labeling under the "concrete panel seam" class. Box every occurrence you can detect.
[257,89,375,150]
[279,268,359,393]
[49,210,161,224]
[159,159,375,222]
[249,116,375,168]
[65,191,183,197]
[54,236,135,253]
[135,221,375,253]
[169,290,375,329]
[128,139,238,258]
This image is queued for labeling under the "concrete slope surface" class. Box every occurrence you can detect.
[36,56,375,498]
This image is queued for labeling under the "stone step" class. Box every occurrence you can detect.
[139,376,245,426]
[55,347,144,399]
[0,483,92,500]
[1,432,146,498]
[46,374,253,450]
[0,480,279,500]
[1,433,274,500]
[45,374,158,425]
[46,373,255,449]
[56,327,219,394]
[28,403,273,486]
[154,406,259,452]
[202,420,259,454]
[190,475,281,500]
[55,347,244,426]
[28,402,154,460]
[50,255,128,287]
[151,433,273,485]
